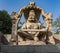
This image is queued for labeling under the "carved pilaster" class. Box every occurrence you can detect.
[11,12,18,45]
[45,13,52,32]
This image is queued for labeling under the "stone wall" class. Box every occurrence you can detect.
[1,45,60,53]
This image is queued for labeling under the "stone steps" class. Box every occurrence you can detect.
[1,45,60,53]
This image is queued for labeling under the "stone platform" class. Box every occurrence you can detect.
[18,41,46,45]
[0,45,60,53]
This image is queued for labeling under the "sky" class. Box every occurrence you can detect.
[0,0,60,23]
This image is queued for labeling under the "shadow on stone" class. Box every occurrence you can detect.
[54,37,60,45]
[1,35,9,45]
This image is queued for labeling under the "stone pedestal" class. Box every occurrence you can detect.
[1,45,60,53]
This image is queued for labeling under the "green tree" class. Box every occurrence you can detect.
[53,16,60,34]
[0,10,12,34]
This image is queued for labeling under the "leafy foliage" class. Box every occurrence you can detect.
[53,16,60,34]
[0,10,12,34]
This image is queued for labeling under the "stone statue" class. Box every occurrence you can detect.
[11,2,55,45]
[18,10,42,41]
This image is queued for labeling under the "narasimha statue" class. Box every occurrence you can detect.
[11,2,55,45]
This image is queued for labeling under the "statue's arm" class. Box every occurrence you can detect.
[21,23,31,35]
[34,23,42,37]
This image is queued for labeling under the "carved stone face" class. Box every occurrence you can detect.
[28,10,37,22]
